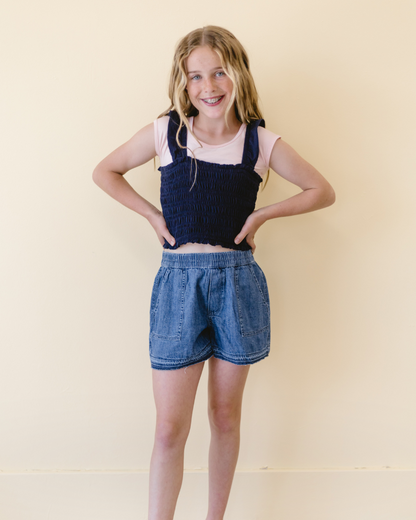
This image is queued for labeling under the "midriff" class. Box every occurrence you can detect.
[164,243,235,253]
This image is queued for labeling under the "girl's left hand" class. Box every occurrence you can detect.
[234,210,266,253]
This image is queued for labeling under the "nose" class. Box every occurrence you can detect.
[203,76,216,92]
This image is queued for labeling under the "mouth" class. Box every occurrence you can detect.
[201,95,224,106]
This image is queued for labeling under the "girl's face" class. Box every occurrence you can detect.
[185,46,235,123]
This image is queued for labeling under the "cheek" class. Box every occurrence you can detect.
[186,86,197,101]
[225,78,234,93]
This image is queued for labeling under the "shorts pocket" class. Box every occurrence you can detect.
[235,263,270,337]
[150,268,186,340]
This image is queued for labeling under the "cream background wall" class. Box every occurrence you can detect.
[1,0,415,519]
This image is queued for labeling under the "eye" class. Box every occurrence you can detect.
[190,74,201,81]
[215,71,226,77]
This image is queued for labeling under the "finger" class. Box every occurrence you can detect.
[156,222,175,247]
[246,235,256,253]
[161,229,175,247]
[234,228,247,245]
[155,229,175,247]
[165,234,175,247]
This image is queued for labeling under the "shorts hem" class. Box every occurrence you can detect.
[150,345,213,371]
[213,348,270,366]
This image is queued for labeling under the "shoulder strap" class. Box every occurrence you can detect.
[241,119,265,168]
[167,111,187,160]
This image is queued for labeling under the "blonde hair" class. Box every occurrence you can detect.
[160,26,263,130]
[159,26,267,187]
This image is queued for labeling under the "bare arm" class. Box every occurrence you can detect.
[235,139,336,251]
[92,122,175,247]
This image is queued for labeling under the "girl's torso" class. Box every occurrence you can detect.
[154,114,280,253]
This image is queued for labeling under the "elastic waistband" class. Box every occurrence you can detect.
[161,250,255,268]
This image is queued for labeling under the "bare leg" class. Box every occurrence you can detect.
[206,358,250,520]
[148,362,205,520]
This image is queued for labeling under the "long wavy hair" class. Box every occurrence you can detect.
[159,26,266,187]
[160,26,263,132]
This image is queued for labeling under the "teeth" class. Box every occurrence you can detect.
[204,97,222,104]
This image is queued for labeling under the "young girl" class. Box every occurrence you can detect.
[93,25,335,520]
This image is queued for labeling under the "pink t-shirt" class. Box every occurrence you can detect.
[154,116,280,177]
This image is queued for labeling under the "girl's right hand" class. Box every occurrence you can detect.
[147,210,176,247]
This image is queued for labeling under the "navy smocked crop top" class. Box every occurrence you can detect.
[159,111,265,251]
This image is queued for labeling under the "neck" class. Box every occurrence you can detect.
[193,112,241,142]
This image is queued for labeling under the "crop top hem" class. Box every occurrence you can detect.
[166,236,251,251]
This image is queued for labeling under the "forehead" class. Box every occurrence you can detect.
[186,45,222,72]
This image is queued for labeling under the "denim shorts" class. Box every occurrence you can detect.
[149,250,270,370]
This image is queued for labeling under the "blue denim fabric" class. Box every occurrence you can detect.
[149,250,270,370]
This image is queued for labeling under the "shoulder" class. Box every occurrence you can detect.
[256,125,281,171]
[153,115,170,136]
[153,113,190,141]
[258,125,281,143]
[246,119,281,149]
[153,116,170,152]
[154,116,174,164]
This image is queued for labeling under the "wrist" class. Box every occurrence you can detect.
[144,206,162,222]
[254,207,269,226]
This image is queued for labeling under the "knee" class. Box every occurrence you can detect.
[208,403,241,435]
[154,419,189,450]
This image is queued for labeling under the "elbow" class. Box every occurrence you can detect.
[318,179,336,209]
[329,185,336,206]
[325,185,336,208]
[92,166,102,186]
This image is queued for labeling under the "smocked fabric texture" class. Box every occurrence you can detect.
[160,111,265,251]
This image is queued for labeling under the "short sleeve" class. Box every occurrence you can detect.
[255,127,281,176]
[153,116,173,166]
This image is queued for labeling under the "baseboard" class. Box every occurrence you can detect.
[1,468,414,520]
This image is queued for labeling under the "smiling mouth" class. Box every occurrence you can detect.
[201,96,224,106]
